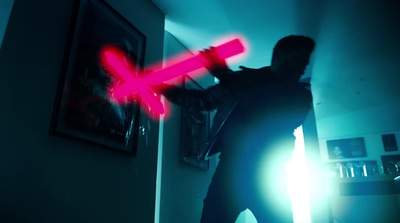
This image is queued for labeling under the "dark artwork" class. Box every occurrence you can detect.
[179,76,210,170]
[381,155,400,175]
[52,0,146,154]
[382,134,398,152]
[327,137,367,160]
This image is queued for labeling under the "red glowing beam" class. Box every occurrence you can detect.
[100,38,245,118]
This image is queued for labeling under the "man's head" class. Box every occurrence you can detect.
[270,35,315,81]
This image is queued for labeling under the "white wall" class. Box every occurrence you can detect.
[311,0,400,123]
[318,103,400,165]
[0,0,164,222]
[320,132,400,166]
[311,0,400,175]
[305,1,400,222]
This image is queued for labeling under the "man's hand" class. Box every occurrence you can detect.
[200,47,233,81]
[200,47,228,71]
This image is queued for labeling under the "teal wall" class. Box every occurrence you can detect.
[159,31,218,223]
[0,0,164,222]
[0,0,14,49]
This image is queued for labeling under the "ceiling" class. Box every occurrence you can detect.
[151,0,400,123]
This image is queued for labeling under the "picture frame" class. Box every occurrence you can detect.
[326,137,367,160]
[179,76,210,170]
[51,0,146,155]
[382,133,398,152]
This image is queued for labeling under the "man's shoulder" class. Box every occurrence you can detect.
[236,66,271,73]
[231,66,273,81]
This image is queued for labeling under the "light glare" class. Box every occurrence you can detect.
[286,126,311,223]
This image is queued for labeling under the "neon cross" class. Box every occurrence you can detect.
[100,38,246,119]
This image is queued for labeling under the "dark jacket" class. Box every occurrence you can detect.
[162,66,313,159]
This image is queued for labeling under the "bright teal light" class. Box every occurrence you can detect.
[254,126,311,223]
[286,126,311,223]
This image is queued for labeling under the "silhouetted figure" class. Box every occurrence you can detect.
[161,35,315,223]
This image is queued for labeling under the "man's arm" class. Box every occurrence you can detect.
[159,83,230,111]
[158,46,241,111]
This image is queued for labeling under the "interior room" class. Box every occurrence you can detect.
[1,0,399,222]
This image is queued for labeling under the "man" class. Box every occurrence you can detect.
[160,35,315,223]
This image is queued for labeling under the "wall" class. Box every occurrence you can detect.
[311,0,400,162]
[0,0,14,49]
[312,3,400,217]
[317,104,400,165]
[308,1,400,222]
[320,131,400,166]
[159,31,218,223]
[311,0,400,194]
[0,0,164,222]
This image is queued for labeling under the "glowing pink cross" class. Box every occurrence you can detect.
[100,38,245,119]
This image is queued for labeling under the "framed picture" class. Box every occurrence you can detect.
[179,76,210,170]
[382,134,398,152]
[327,137,367,160]
[51,0,146,155]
